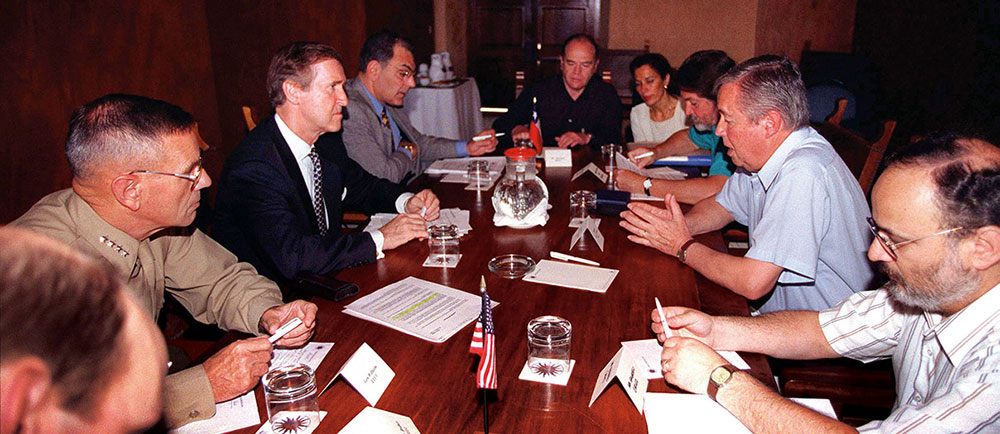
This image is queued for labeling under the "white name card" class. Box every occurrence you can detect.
[588,346,648,413]
[543,147,572,167]
[337,407,420,434]
[333,343,395,406]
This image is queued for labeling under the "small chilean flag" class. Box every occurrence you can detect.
[529,96,543,152]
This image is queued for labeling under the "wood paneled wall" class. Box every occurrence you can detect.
[1,1,222,223]
[203,0,367,174]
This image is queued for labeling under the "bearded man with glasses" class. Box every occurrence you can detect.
[648,132,1000,432]
[13,94,318,429]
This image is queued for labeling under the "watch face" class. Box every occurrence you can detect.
[711,366,733,384]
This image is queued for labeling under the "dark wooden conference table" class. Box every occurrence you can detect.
[233,148,773,433]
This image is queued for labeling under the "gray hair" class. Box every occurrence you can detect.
[268,42,343,108]
[65,94,195,179]
[713,55,809,130]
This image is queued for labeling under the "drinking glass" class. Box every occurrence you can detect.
[264,364,320,434]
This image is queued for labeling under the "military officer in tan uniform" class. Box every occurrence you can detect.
[13,94,319,428]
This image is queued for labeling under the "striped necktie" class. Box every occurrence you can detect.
[308,150,328,237]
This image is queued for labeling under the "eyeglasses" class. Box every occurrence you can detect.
[129,159,203,191]
[866,217,963,260]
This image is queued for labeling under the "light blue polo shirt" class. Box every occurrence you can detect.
[689,126,734,176]
[715,127,875,313]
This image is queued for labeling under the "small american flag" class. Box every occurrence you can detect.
[470,277,497,389]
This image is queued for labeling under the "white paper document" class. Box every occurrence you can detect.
[616,152,686,180]
[643,393,836,434]
[589,346,648,413]
[338,407,421,434]
[171,391,260,434]
[329,343,395,406]
[342,276,498,343]
[271,342,335,371]
[363,209,472,235]
[621,339,750,380]
[523,259,618,293]
[425,156,505,175]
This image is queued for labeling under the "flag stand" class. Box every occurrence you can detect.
[483,388,490,434]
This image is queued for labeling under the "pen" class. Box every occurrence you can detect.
[268,317,303,343]
[654,297,674,337]
[550,251,600,266]
[472,132,505,141]
[633,151,654,160]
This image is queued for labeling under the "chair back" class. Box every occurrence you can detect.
[242,106,257,130]
[814,98,897,197]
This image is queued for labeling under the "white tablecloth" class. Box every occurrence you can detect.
[401,78,485,141]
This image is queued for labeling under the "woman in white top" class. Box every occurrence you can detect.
[629,53,686,144]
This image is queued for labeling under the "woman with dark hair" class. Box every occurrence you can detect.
[629,53,685,144]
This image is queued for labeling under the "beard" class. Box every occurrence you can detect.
[881,248,980,314]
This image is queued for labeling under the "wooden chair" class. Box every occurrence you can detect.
[814,98,898,197]
[242,105,256,130]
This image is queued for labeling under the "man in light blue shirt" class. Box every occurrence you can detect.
[621,55,875,312]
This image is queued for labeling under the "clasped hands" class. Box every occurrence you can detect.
[511,125,591,148]
[202,300,318,402]
[619,193,693,258]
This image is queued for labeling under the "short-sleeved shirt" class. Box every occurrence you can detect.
[715,127,875,312]
[689,126,735,176]
[820,284,1000,432]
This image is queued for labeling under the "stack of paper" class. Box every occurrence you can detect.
[363,208,472,235]
[616,152,686,181]
[425,156,506,175]
[343,277,498,343]
[523,259,618,293]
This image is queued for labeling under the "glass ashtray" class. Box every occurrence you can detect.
[488,254,536,279]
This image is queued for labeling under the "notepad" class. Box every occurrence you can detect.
[523,259,618,293]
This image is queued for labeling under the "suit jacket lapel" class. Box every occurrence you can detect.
[265,117,320,234]
[347,78,397,158]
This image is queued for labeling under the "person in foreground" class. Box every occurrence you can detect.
[0,227,167,434]
[621,55,874,312]
[492,33,621,149]
[342,30,498,183]
[615,50,736,204]
[652,133,1000,432]
[12,94,317,428]
[213,42,439,286]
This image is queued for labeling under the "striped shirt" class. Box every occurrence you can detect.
[819,283,1000,432]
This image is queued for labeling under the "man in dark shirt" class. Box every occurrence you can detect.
[493,33,621,149]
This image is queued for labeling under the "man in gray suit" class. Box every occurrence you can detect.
[342,30,498,183]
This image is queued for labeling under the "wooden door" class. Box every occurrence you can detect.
[469,0,605,107]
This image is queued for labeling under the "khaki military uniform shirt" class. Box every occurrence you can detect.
[13,189,285,427]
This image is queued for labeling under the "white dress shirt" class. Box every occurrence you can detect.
[274,114,414,258]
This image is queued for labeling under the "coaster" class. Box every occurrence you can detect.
[569,217,599,228]
[518,358,575,386]
[422,254,462,268]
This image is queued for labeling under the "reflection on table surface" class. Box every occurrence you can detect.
[231,148,772,433]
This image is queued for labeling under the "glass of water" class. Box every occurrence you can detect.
[264,364,320,434]
[527,315,572,367]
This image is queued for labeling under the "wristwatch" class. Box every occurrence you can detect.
[642,177,653,196]
[707,364,739,402]
[677,239,697,263]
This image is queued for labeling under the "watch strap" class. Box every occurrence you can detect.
[707,364,739,402]
[677,238,697,263]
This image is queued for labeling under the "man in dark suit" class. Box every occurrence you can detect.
[213,42,438,285]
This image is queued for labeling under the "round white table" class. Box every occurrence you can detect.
[401,78,485,141]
